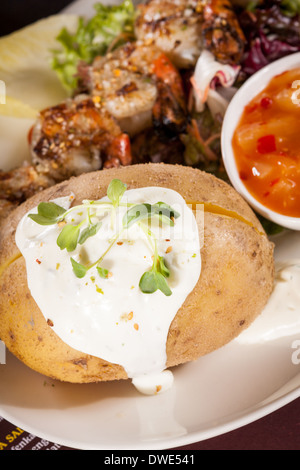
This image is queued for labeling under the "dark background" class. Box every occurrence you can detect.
[0,0,299,451]
[0,0,73,37]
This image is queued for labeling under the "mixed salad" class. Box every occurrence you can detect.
[52,0,136,91]
[238,0,300,77]
[52,1,300,90]
[1,1,299,233]
[49,0,300,235]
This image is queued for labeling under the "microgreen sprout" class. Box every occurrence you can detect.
[28,201,67,226]
[138,224,172,297]
[28,179,180,296]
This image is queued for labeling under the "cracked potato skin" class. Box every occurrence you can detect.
[0,164,274,383]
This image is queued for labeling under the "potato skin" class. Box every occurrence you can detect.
[0,164,274,383]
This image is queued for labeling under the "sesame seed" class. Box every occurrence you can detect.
[128,311,133,320]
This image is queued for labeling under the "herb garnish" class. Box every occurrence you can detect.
[28,202,67,226]
[51,0,136,92]
[28,179,180,296]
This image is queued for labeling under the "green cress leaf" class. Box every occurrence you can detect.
[123,203,152,228]
[38,202,66,219]
[154,212,175,227]
[71,258,88,279]
[157,255,170,278]
[139,271,172,296]
[107,179,127,208]
[97,266,109,279]
[28,213,60,226]
[154,202,180,220]
[123,202,180,229]
[139,271,158,294]
[57,224,80,252]
[155,272,172,296]
[78,222,102,245]
[28,202,66,225]
[139,255,171,296]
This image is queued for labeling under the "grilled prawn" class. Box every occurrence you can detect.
[201,0,246,64]
[83,42,187,137]
[134,0,245,67]
[0,163,54,219]
[135,0,203,69]
[29,94,132,179]
[0,95,132,217]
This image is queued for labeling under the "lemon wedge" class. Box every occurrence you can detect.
[0,14,78,117]
[0,96,38,119]
[0,115,35,170]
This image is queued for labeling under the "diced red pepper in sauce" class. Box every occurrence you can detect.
[270,177,280,187]
[260,97,273,109]
[232,67,300,218]
[257,135,277,154]
[239,171,248,181]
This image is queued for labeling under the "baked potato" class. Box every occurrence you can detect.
[0,163,274,383]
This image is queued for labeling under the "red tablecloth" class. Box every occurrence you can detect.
[0,398,299,450]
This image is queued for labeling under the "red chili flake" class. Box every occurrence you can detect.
[36,259,42,265]
[257,135,277,154]
[260,97,273,109]
[270,177,280,187]
[239,171,248,181]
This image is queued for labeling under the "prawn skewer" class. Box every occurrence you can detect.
[0,1,245,220]
[0,41,187,218]
[84,41,188,137]
[134,0,203,69]
[134,0,245,66]
[152,53,187,135]
[201,0,245,64]
[30,94,132,181]
[0,95,133,218]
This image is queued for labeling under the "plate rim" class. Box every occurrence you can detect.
[0,375,299,450]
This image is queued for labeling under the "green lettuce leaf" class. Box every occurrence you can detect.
[281,0,300,16]
[51,0,136,92]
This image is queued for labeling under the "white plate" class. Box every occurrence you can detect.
[0,0,299,451]
[0,229,299,450]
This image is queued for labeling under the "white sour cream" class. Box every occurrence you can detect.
[15,187,201,393]
[237,262,300,344]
